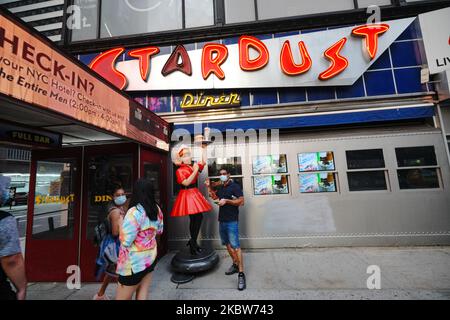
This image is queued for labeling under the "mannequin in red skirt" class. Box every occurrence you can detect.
[171,145,212,255]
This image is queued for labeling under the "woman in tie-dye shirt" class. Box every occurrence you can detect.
[116,179,164,300]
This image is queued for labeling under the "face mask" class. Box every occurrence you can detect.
[219,175,228,182]
[114,195,127,206]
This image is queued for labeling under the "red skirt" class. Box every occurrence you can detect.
[170,187,212,217]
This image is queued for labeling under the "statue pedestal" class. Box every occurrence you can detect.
[170,247,219,284]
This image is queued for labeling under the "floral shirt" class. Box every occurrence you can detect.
[116,204,164,276]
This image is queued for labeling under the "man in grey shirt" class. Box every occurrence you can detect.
[0,174,27,300]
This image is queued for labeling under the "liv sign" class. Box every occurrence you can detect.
[89,18,415,91]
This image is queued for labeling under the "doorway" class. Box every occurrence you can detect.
[25,143,168,282]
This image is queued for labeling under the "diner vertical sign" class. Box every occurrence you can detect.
[0,13,168,150]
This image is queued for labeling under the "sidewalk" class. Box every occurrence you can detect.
[26,246,450,300]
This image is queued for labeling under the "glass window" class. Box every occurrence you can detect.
[143,163,161,204]
[256,0,354,20]
[71,0,99,41]
[346,149,388,191]
[100,0,182,38]
[348,171,387,191]
[299,173,336,193]
[208,157,242,177]
[86,154,133,240]
[298,152,335,172]
[252,155,288,175]
[395,146,437,167]
[346,149,385,170]
[185,0,215,28]
[225,0,256,24]
[32,160,77,240]
[398,168,439,189]
[253,175,289,195]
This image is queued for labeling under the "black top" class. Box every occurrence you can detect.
[216,181,244,222]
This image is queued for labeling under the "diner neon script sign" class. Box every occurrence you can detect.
[89,18,415,91]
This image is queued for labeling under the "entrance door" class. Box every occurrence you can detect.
[140,147,169,256]
[79,144,138,281]
[25,148,82,282]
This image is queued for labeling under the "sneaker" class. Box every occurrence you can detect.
[225,264,239,276]
[93,293,110,300]
[238,273,246,291]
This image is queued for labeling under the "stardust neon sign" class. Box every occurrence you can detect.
[89,19,415,91]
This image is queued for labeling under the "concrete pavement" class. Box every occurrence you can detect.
[25,246,450,300]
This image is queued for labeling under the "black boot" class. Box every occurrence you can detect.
[192,240,203,254]
[186,239,197,255]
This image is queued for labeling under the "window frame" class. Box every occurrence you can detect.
[68,0,219,43]
[64,0,450,52]
[394,145,442,191]
[345,148,390,193]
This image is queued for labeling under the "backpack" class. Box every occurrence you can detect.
[93,217,110,246]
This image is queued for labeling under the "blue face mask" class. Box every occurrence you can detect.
[219,175,228,182]
[114,195,127,206]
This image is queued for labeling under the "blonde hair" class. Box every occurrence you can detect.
[171,144,190,166]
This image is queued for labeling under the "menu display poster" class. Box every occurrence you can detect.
[299,173,337,193]
[298,152,335,172]
[253,175,289,195]
[252,155,288,175]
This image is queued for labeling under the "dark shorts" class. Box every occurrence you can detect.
[118,261,157,286]
[219,221,240,249]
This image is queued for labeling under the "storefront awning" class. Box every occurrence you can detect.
[174,105,435,133]
[0,7,169,151]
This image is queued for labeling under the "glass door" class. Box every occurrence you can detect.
[79,144,138,281]
[140,147,168,255]
[25,148,82,282]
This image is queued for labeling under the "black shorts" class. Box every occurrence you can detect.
[118,261,157,286]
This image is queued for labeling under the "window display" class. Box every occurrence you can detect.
[253,175,289,195]
[347,171,387,191]
[299,173,337,193]
[346,149,388,191]
[346,149,385,169]
[298,152,335,172]
[252,155,288,175]
[395,146,440,189]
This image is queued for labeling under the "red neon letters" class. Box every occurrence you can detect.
[162,44,192,76]
[89,47,127,90]
[319,38,349,81]
[128,47,160,82]
[352,24,390,59]
[88,23,393,89]
[201,44,228,80]
[280,40,312,76]
[239,35,270,71]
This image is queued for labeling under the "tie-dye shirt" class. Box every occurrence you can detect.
[116,204,164,276]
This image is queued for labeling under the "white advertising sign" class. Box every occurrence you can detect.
[419,7,450,75]
[107,18,415,91]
